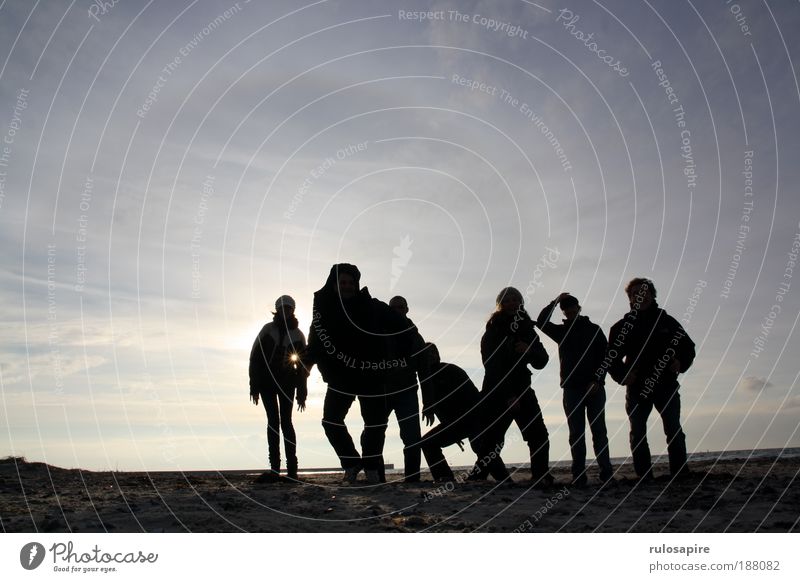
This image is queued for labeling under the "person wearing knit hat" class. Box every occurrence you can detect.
[249,295,308,482]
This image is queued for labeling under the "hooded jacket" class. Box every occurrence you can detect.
[306,263,414,394]
[480,310,549,401]
[249,317,308,404]
[537,301,608,391]
[607,303,695,399]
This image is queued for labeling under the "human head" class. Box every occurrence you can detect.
[495,286,524,316]
[275,295,295,311]
[389,295,409,316]
[625,277,656,311]
[558,294,581,321]
[327,263,360,300]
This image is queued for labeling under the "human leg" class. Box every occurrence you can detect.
[655,389,687,476]
[358,393,390,474]
[393,390,422,480]
[585,386,613,480]
[625,389,654,478]
[261,390,281,472]
[321,387,360,469]
[516,389,551,482]
[278,385,297,477]
[563,388,587,482]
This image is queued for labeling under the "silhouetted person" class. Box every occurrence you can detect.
[408,343,507,482]
[607,278,696,481]
[538,293,613,486]
[249,295,308,482]
[473,287,553,486]
[380,295,425,482]
[305,264,414,484]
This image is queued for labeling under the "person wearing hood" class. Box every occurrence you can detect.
[606,278,696,481]
[249,295,308,482]
[305,263,413,484]
[537,293,613,486]
[472,286,553,487]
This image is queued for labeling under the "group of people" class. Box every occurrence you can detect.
[248,263,696,488]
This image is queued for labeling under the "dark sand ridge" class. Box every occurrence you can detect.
[2,455,798,532]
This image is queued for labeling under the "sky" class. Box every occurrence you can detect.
[1,0,799,472]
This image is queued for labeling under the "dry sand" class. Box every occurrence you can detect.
[1,455,798,532]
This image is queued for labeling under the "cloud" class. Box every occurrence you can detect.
[782,396,800,410]
[738,376,774,393]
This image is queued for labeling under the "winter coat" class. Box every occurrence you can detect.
[537,302,608,391]
[480,311,549,402]
[249,320,308,404]
[306,264,414,394]
[607,303,695,400]
[421,362,481,426]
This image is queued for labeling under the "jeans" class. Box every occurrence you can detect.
[387,389,422,478]
[261,385,296,471]
[625,386,687,477]
[321,386,389,471]
[478,388,550,480]
[563,386,612,480]
[410,418,488,482]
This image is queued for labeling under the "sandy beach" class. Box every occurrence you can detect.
[1,455,797,533]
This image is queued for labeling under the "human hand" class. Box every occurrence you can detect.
[556,292,571,302]
[250,393,260,406]
[297,401,306,412]
[669,359,681,374]
[423,410,435,426]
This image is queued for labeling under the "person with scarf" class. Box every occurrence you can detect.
[249,295,308,482]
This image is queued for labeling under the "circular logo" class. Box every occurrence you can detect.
[20,542,46,570]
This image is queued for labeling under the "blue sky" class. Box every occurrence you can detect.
[1,0,799,472]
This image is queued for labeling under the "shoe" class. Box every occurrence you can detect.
[255,469,281,484]
[365,469,381,485]
[531,472,555,490]
[342,466,361,485]
[570,475,588,488]
[286,465,298,480]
